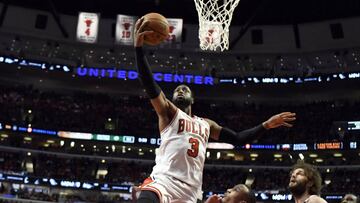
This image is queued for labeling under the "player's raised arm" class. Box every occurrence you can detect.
[134,18,177,129]
[206,112,296,143]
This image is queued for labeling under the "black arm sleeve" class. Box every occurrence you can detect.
[135,47,161,99]
[218,124,266,145]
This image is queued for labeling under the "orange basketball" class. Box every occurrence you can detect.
[141,13,170,46]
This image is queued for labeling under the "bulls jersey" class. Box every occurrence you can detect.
[151,108,210,190]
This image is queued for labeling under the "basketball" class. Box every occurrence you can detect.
[141,13,170,46]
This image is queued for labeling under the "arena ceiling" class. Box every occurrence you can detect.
[1,0,360,25]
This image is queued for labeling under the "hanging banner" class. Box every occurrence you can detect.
[76,12,100,43]
[165,18,183,44]
[115,14,137,45]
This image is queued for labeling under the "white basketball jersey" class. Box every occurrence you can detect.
[151,108,210,189]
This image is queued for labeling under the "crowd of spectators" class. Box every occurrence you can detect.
[0,183,130,203]
[1,84,360,144]
[0,150,358,195]
[2,134,360,167]
[0,152,23,175]
[0,84,359,202]
[11,188,58,202]
[0,84,156,136]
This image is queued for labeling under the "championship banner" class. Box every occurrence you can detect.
[76,12,100,43]
[115,14,137,45]
[165,18,183,44]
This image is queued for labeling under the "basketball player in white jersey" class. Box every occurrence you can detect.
[134,18,296,203]
[289,161,327,203]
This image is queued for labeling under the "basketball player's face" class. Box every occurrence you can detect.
[172,85,193,108]
[221,187,247,203]
[342,194,357,203]
[288,168,309,196]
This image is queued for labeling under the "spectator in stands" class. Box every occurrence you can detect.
[205,184,256,203]
[341,194,358,203]
[288,161,327,203]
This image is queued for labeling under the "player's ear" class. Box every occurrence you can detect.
[306,180,314,188]
[191,91,195,104]
[190,93,194,104]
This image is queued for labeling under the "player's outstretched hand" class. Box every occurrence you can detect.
[134,17,154,47]
[263,112,296,129]
[205,195,222,203]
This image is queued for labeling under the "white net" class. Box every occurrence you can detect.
[194,0,241,51]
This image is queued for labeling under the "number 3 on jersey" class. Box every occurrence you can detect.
[187,137,199,158]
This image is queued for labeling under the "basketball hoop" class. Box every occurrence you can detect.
[194,0,241,51]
